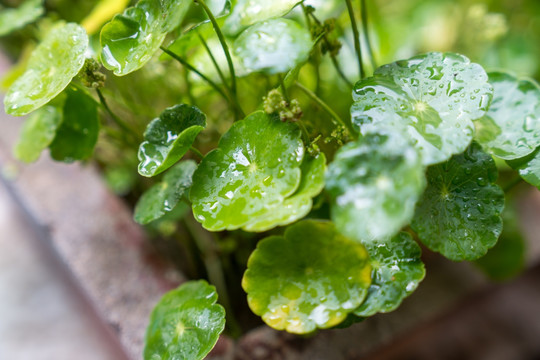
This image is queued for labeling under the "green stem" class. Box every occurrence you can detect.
[95,88,140,143]
[360,0,377,70]
[345,0,365,79]
[190,146,204,160]
[503,174,523,192]
[278,74,290,103]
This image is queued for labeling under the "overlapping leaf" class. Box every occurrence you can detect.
[242,220,371,333]
[0,0,44,36]
[144,280,225,360]
[507,147,540,188]
[411,142,505,261]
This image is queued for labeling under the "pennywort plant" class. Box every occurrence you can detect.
[2,0,539,359]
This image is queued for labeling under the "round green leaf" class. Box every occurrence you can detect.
[138,104,206,177]
[144,280,225,360]
[411,142,505,261]
[352,52,493,165]
[507,147,540,188]
[14,105,62,163]
[190,111,307,232]
[474,72,540,160]
[233,19,312,75]
[325,131,426,242]
[0,0,44,37]
[354,232,425,317]
[4,22,88,116]
[242,220,372,334]
[134,160,197,225]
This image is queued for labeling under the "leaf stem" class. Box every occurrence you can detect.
[360,0,377,70]
[345,0,365,79]
[190,146,204,160]
[95,88,140,143]
[278,74,290,103]
[503,174,523,192]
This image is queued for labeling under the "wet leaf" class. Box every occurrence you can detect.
[352,52,493,165]
[474,72,540,160]
[242,220,371,334]
[134,160,197,225]
[0,0,44,36]
[4,22,88,116]
[81,0,130,35]
[138,104,206,177]
[190,111,308,232]
[14,106,62,163]
[507,147,540,188]
[233,18,312,75]
[144,280,225,360]
[354,232,425,317]
[325,131,426,242]
[411,142,505,261]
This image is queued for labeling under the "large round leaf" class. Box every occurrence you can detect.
[411,142,505,261]
[233,18,312,75]
[325,131,426,242]
[138,104,206,177]
[190,111,307,232]
[474,72,540,160]
[242,220,372,334]
[507,147,540,188]
[144,280,225,360]
[4,22,88,116]
[354,232,425,317]
[0,0,44,36]
[352,52,493,165]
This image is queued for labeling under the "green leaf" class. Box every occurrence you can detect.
[14,105,62,163]
[100,0,191,76]
[233,18,312,75]
[49,87,99,163]
[223,0,299,36]
[411,142,505,261]
[507,147,540,188]
[354,232,425,317]
[190,111,312,232]
[134,160,197,225]
[4,22,88,116]
[0,0,44,36]
[352,52,493,165]
[474,72,540,160]
[138,104,206,177]
[325,131,426,242]
[242,220,371,334]
[144,280,226,360]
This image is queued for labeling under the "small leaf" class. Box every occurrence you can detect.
[138,104,206,177]
[325,131,426,242]
[233,18,312,75]
[144,280,226,360]
[49,87,99,163]
[14,105,62,163]
[100,0,191,76]
[354,232,425,317]
[242,220,372,334]
[352,52,493,165]
[0,0,44,36]
[4,22,88,116]
[134,160,197,225]
[474,72,540,160]
[411,142,505,261]
[507,147,540,188]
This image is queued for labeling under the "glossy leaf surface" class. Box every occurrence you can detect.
[354,232,425,317]
[4,23,88,116]
[144,280,225,360]
[242,220,371,333]
[134,160,197,225]
[190,111,307,232]
[474,72,540,160]
[14,106,62,163]
[0,0,44,36]
[224,0,299,35]
[507,147,540,188]
[411,142,505,261]
[233,19,312,75]
[138,104,206,177]
[325,132,426,242]
[352,52,492,165]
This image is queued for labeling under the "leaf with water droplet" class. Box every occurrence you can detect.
[507,147,540,188]
[143,280,225,360]
[474,72,540,160]
[4,22,88,116]
[138,104,206,177]
[354,232,425,317]
[411,142,505,261]
[0,0,44,36]
[100,0,191,76]
[190,111,311,232]
[242,220,371,334]
[134,160,197,225]
[325,131,426,242]
[352,52,493,165]
[233,18,312,75]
